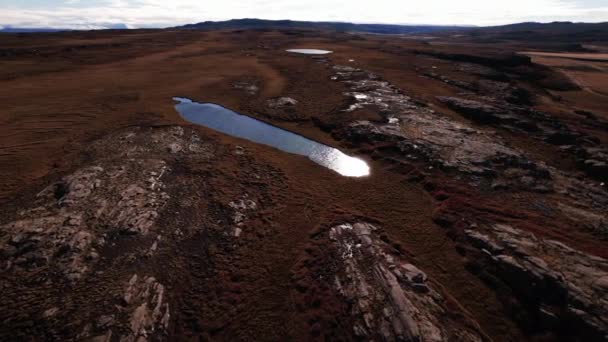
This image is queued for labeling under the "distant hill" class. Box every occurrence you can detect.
[0,23,129,33]
[175,18,468,34]
[454,21,608,42]
[0,27,64,33]
[174,19,607,42]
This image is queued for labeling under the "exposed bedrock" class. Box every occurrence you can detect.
[414,55,606,183]
[463,223,608,340]
[0,126,215,281]
[0,124,287,341]
[575,146,608,182]
[80,274,170,342]
[0,160,170,281]
[329,64,608,340]
[332,65,608,209]
[417,51,580,91]
[332,65,555,192]
[295,222,485,341]
[417,51,533,69]
[437,95,608,182]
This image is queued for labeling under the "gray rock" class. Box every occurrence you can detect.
[267,97,298,108]
[329,222,483,341]
[332,65,560,192]
[168,143,182,154]
[89,274,170,342]
[232,81,258,95]
[43,307,59,318]
[468,223,608,338]
[0,129,184,281]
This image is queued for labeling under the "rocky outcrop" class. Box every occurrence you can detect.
[416,51,531,69]
[0,122,290,341]
[436,96,578,140]
[82,274,170,342]
[329,222,484,341]
[437,97,502,123]
[464,223,608,340]
[426,61,606,182]
[418,51,579,91]
[436,94,608,183]
[422,71,476,92]
[333,65,555,192]
[423,66,530,105]
[456,63,507,81]
[577,147,608,182]
[333,64,608,209]
[476,79,533,105]
[332,66,608,340]
[557,203,608,236]
[267,96,298,109]
[0,160,169,281]
[228,194,258,237]
[0,126,215,281]
[232,81,259,95]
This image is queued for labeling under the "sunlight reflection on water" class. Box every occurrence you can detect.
[286,49,333,55]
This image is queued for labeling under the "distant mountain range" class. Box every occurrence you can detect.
[174,19,608,42]
[0,27,64,33]
[174,18,469,34]
[445,21,608,42]
[0,23,129,33]
[2,19,606,42]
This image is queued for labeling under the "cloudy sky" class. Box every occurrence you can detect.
[1,0,607,29]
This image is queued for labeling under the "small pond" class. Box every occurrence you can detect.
[173,97,369,177]
[286,49,333,55]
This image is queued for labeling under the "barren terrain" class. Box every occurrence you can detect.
[0,28,607,341]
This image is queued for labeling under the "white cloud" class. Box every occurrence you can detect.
[0,0,606,29]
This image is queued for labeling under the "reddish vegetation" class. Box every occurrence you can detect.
[0,29,607,341]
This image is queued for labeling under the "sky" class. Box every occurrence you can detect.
[0,0,607,29]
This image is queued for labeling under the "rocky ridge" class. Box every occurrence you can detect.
[464,223,608,340]
[1,158,170,281]
[0,124,288,340]
[329,222,484,341]
[332,65,608,208]
[328,63,608,339]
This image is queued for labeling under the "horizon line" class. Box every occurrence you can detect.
[2,17,607,31]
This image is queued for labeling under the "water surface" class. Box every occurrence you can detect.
[173,97,369,177]
[286,49,333,55]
